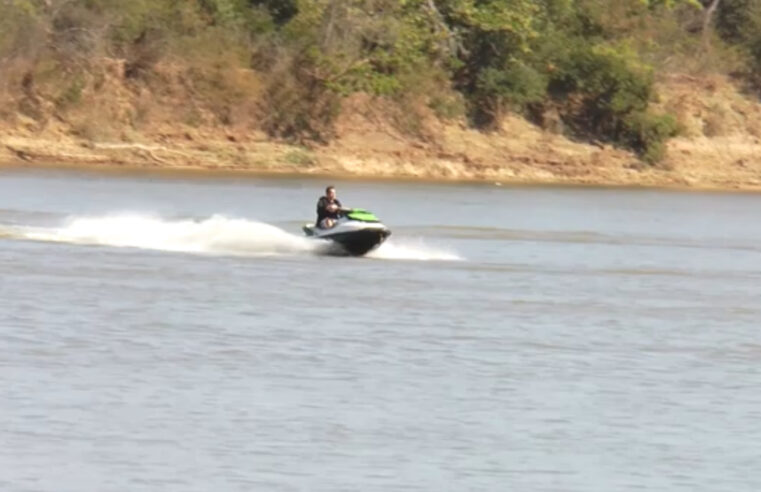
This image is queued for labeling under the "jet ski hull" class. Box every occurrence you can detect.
[322,228,391,256]
[303,220,391,256]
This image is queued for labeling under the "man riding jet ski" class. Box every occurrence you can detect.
[303,185,391,256]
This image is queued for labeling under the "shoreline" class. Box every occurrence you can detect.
[4,150,761,196]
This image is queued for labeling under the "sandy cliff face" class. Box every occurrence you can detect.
[652,74,761,189]
[2,61,761,190]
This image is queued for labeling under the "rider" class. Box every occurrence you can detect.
[316,185,345,228]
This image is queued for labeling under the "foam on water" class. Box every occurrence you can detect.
[12,214,317,256]
[1,213,462,261]
[368,238,462,261]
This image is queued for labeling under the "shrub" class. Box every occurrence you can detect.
[621,111,680,163]
[544,42,677,160]
[258,52,341,143]
[471,62,548,125]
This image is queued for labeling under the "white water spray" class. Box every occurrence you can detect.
[19,214,317,256]
[369,238,462,261]
[4,213,462,261]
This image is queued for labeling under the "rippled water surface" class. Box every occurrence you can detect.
[1,168,761,491]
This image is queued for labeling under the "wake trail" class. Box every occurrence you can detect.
[5,214,317,256]
[0,213,463,261]
[369,238,462,261]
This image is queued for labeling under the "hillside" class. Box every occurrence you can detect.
[3,0,761,189]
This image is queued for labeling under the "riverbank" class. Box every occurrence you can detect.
[3,75,761,192]
[3,130,761,192]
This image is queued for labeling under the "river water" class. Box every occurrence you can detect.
[1,168,760,491]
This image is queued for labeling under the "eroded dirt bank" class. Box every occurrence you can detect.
[3,68,761,191]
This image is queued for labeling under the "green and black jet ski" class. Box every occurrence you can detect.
[303,208,391,256]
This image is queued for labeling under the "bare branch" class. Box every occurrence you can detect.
[701,0,722,48]
[423,0,468,58]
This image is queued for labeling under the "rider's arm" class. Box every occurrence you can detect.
[316,197,327,214]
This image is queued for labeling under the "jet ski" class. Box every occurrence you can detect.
[303,208,391,256]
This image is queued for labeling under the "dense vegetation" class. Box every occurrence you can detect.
[2,0,761,162]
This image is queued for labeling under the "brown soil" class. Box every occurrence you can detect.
[3,61,761,191]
